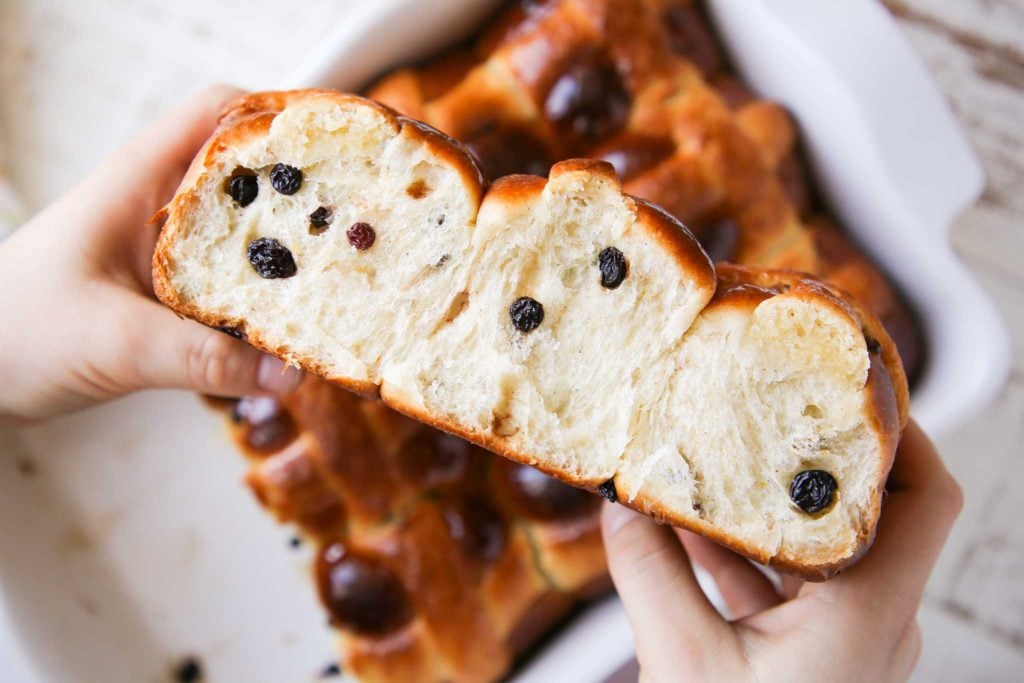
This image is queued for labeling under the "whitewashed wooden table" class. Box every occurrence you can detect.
[1,0,1022,680]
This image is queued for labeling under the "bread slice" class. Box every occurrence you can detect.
[153,90,908,579]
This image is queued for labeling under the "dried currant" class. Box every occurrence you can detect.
[247,237,297,279]
[509,297,544,332]
[270,163,303,195]
[347,222,376,250]
[598,247,628,289]
[790,470,837,514]
[545,56,630,141]
[309,206,333,232]
[598,480,618,503]
[316,545,415,636]
[229,174,258,207]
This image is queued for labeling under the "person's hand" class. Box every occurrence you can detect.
[602,420,962,683]
[0,86,303,426]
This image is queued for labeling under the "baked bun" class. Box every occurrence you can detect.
[222,381,607,682]
[154,90,908,579]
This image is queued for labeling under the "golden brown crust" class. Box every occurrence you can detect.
[221,378,610,679]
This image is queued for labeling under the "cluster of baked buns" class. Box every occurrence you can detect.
[220,382,608,682]
[369,0,921,376]
[206,1,919,680]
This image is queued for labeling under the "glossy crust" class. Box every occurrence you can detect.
[366,0,923,380]
[225,382,610,682]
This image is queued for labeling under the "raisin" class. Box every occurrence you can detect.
[865,336,882,355]
[247,237,297,279]
[319,662,342,678]
[464,122,553,180]
[215,325,246,340]
[499,461,600,520]
[699,218,740,263]
[598,480,618,503]
[309,206,333,232]
[594,133,675,181]
[347,222,376,250]
[598,247,628,289]
[509,297,544,332]
[232,396,297,453]
[316,545,415,636]
[229,175,258,207]
[397,431,469,487]
[442,495,507,563]
[289,536,302,549]
[270,163,303,195]
[790,470,837,513]
[663,5,724,75]
[544,55,630,141]
[173,657,203,683]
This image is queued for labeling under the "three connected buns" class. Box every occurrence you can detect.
[154,91,908,580]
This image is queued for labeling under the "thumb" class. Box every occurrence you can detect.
[601,503,735,672]
[128,299,303,397]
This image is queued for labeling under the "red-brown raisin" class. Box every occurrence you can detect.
[347,222,376,250]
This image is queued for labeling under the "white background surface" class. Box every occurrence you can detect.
[1,0,1023,681]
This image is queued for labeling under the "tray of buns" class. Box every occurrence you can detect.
[0,1,1006,682]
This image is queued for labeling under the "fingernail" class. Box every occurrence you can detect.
[603,500,639,535]
[257,355,302,394]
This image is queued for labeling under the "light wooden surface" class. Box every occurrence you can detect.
[1,0,1022,680]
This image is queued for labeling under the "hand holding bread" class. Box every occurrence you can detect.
[152,90,909,579]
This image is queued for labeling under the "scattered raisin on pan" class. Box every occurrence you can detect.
[598,480,618,503]
[270,163,303,195]
[247,237,297,279]
[347,222,376,250]
[790,470,837,513]
[509,297,544,332]
[319,662,342,678]
[229,175,258,207]
[309,206,333,231]
[598,246,628,289]
[173,656,203,683]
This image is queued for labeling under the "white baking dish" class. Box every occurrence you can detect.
[0,1,1008,682]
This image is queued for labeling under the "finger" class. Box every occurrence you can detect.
[80,84,244,289]
[816,420,963,626]
[117,296,303,397]
[601,503,733,666]
[677,530,782,619]
[780,573,803,600]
